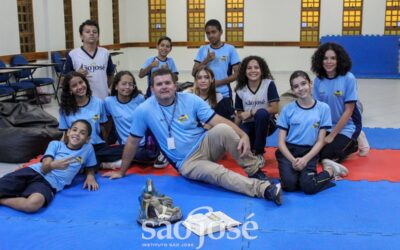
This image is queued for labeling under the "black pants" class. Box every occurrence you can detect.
[320,133,358,162]
[276,144,335,194]
[93,143,158,165]
[240,109,277,155]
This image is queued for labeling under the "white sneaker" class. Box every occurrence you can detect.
[100,159,122,169]
[322,159,349,179]
[153,153,169,169]
[358,130,370,157]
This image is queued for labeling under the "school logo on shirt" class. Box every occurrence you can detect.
[177,114,189,123]
[312,121,320,128]
[220,56,227,62]
[333,90,343,97]
[74,156,83,164]
[92,114,100,121]
[84,61,106,72]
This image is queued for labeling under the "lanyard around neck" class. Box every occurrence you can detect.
[158,96,177,137]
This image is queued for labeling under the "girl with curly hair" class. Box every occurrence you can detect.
[311,42,369,163]
[235,56,279,165]
[59,72,123,167]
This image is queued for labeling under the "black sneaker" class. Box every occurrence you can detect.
[249,170,270,181]
[153,153,169,169]
[264,183,282,206]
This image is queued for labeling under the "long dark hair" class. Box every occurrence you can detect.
[60,72,92,116]
[110,71,140,98]
[311,42,352,79]
[194,66,217,108]
[236,55,273,91]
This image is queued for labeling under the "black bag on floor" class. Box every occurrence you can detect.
[0,102,62,163]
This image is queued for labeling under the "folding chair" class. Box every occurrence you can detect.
[0,60,38,105]
[11,54,59,105]
[51,51,65,94]
[0,85,15,102]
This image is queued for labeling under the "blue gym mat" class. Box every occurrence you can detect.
[1,175,399,250]
[267,127,400,150]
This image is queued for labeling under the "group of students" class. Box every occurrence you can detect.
[0,18,370,213]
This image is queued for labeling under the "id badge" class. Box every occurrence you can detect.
[167,137,176,150]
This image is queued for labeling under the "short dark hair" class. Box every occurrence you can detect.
[157,36,172,47]
[79,19,100,35]
[71,119,92,137]
[111,70,140,98]
[205,19,222,32]
[289,70,312,90]
[311,42,352,79]
[151,68,176,86]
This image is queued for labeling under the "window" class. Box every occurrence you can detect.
[187,0,205,46]
[300,0,320,46]
[112,0,120,44]
[225,0,244,46]
[148,0,166,45]
[17,0,35,53]
[385,0,400,35]
[342,0,363,35]
[64,0,74,49]
[90,0,99,24]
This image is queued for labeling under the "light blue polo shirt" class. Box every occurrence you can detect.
[142,56,178,90]
[194,43,240,97]
[30,141,97,192]
[59,96,107,145]
[278,100,332,146]
[104,94,145,145]
[129,93,215,169]
[313,72,362,139]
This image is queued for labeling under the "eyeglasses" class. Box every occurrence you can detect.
[120,82,136,88]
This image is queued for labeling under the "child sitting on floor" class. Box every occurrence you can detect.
[0,119,99,213]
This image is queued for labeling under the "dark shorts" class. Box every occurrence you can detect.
[0,167,56,206]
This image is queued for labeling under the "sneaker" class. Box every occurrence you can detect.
[264,183,282,206]
[249,170,270,181]
[100,159,122,170]
[322,159,349,179]
[138,178,182,227]
[256,154,266,167]
[358,130,370,157]
[153,153,169,169]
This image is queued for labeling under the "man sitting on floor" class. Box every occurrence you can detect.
[0,119,99,213]
[104,68,282,205]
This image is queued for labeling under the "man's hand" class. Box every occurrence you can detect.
[237,134,251,158]
[102,170,124,180]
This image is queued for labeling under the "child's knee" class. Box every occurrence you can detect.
[24,194,45,213]
[254,109,270,120]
